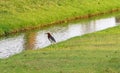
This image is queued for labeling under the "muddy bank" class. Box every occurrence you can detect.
[0,8,120,37]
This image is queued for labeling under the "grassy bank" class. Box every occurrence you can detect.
[1,0,120,35]
[0,25,120,73]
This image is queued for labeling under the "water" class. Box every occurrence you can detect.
[0,16,120,59]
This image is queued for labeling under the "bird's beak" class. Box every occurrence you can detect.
[45,33,49,35]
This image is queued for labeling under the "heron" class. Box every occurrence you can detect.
[46,33,56,43]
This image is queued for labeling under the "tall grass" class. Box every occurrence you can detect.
[0,0,120,35]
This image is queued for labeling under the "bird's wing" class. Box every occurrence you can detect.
[49,36,56,43]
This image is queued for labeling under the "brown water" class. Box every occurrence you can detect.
[0,16,120,59]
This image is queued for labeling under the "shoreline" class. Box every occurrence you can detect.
[0,8,120,37]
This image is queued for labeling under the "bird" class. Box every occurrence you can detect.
[46,32,56,44]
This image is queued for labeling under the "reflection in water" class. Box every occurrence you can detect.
[116,17,120,24]
[0,17,119,58]
[25,32,36,50]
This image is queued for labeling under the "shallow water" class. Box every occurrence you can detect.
[0,15,120,59]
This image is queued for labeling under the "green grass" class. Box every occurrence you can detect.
[0,25,120,73]
[1,0,120,35]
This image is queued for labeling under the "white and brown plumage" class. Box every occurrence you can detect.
[46,33,56,43]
